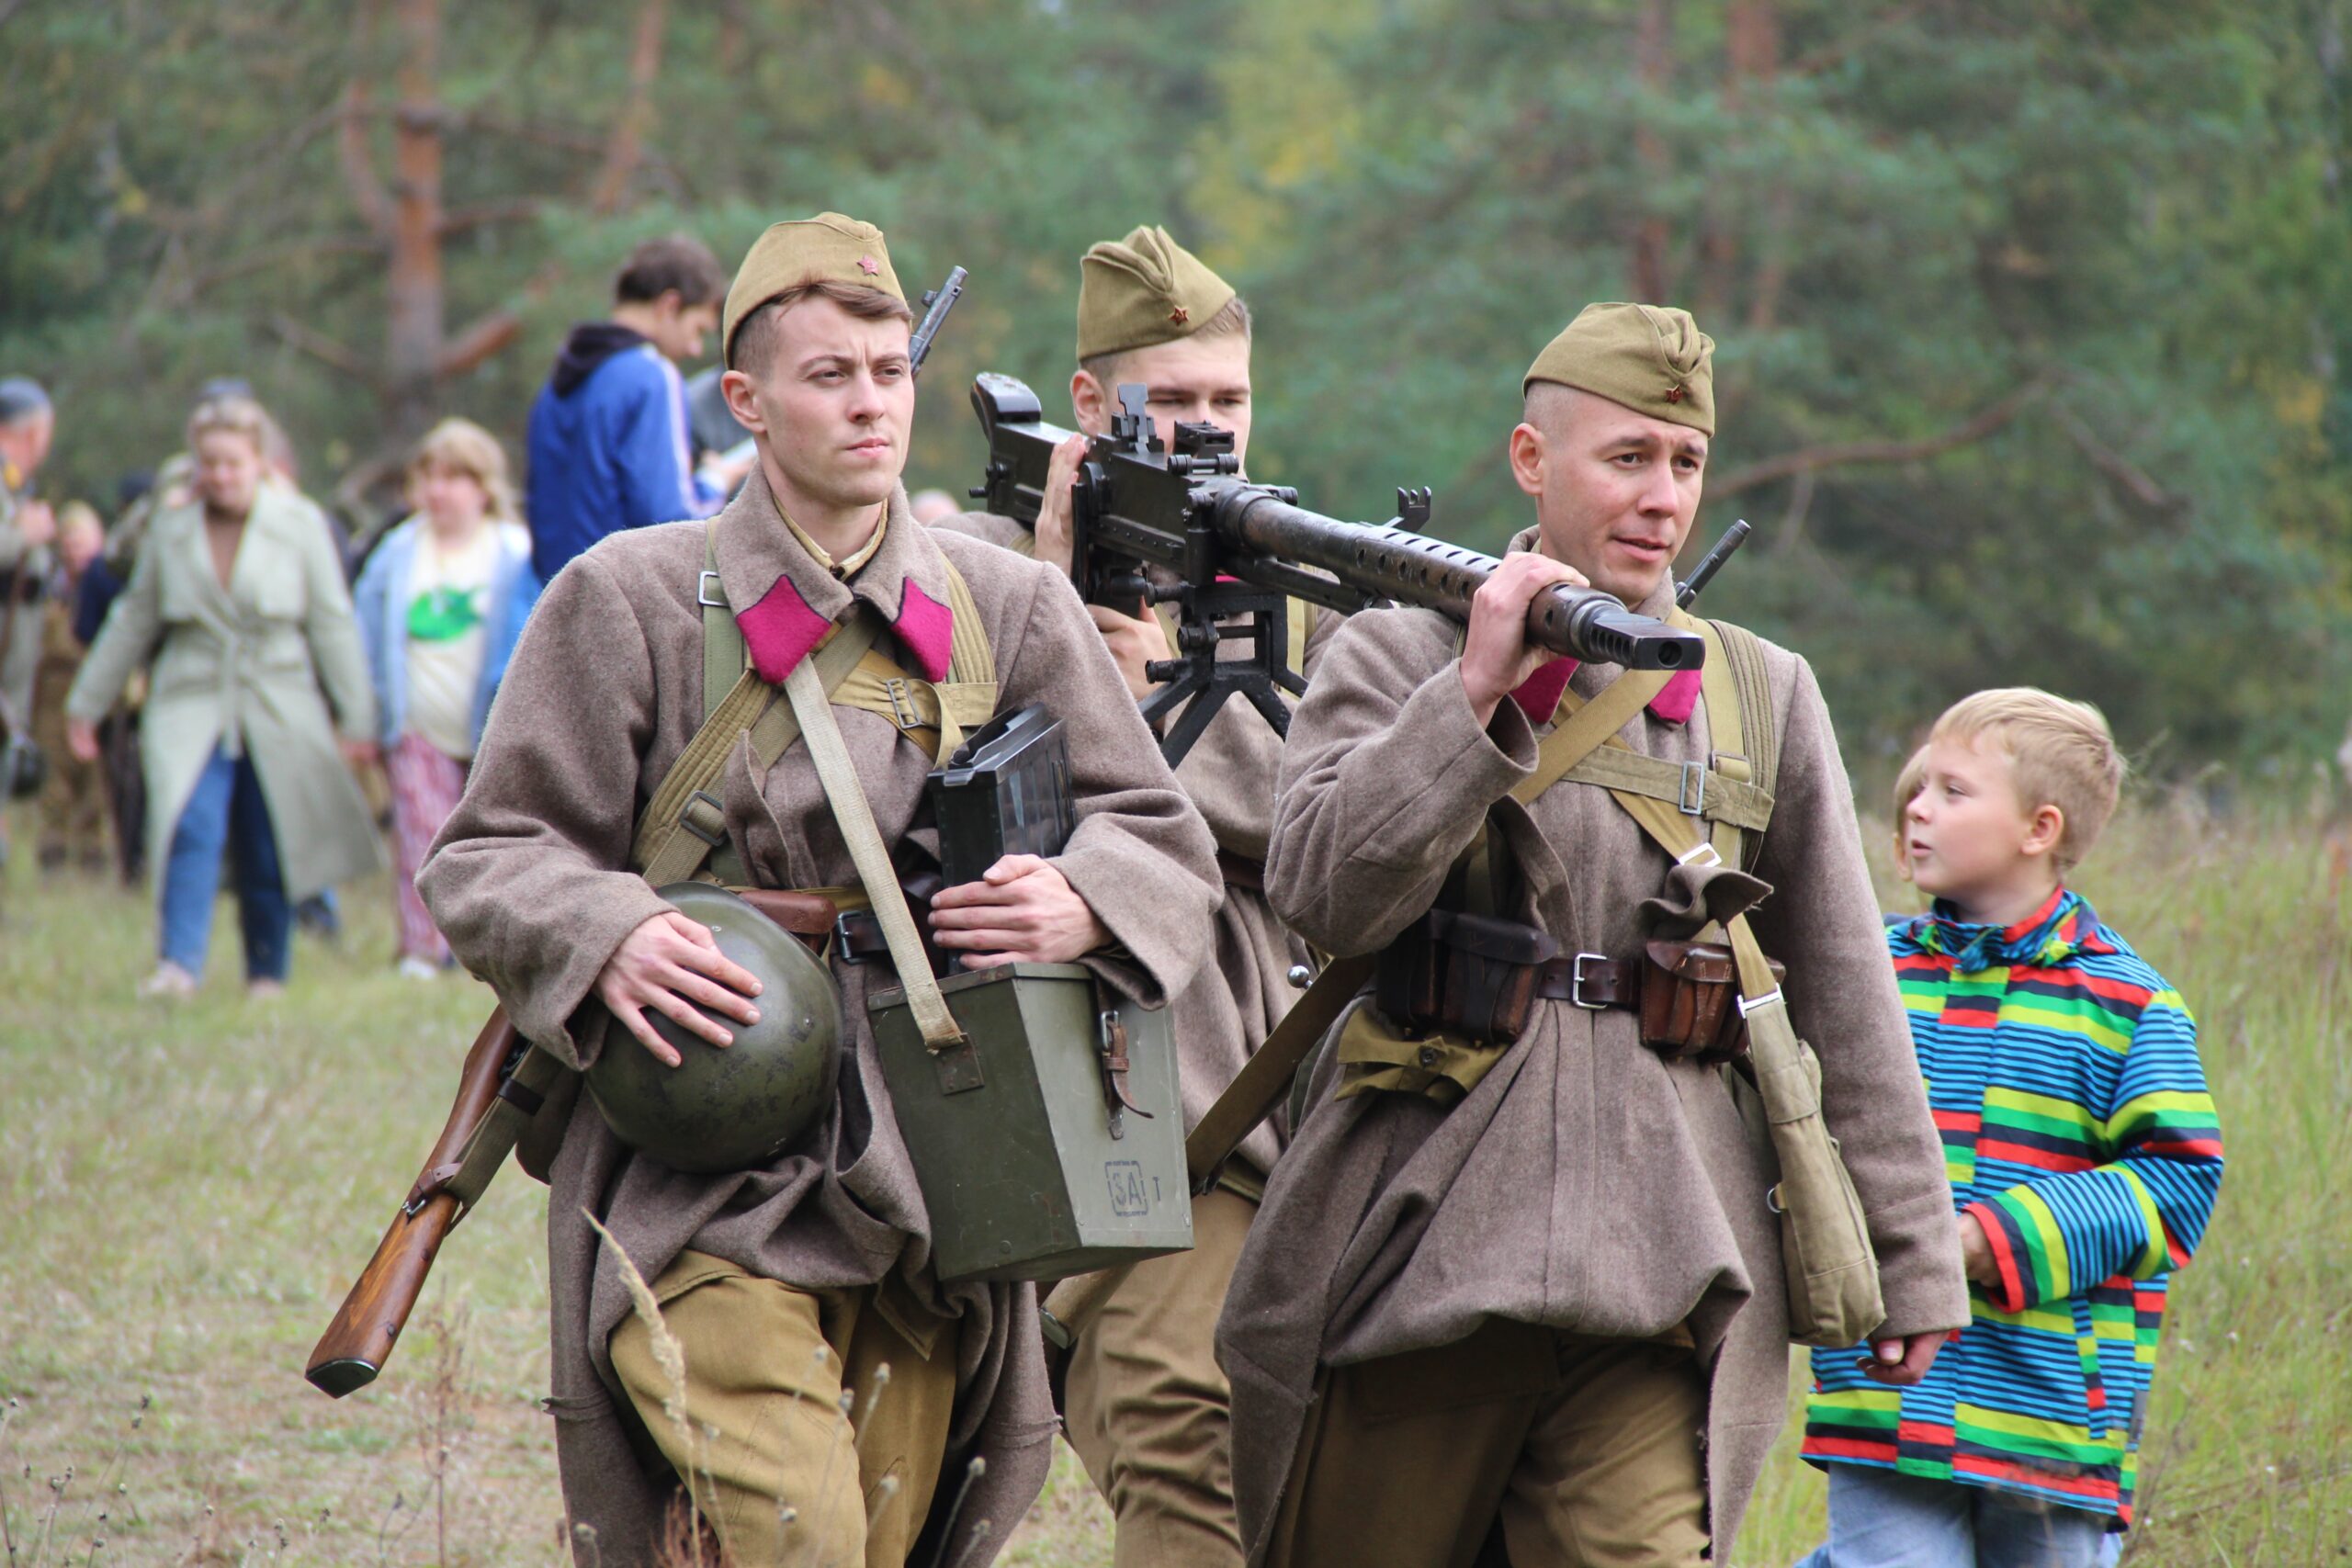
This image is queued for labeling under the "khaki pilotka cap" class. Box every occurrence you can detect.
[1076,225,1239,362]
[1523,302,1717,436]
[722,213,907,368]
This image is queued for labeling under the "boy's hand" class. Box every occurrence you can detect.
[1857,1329,1949,1387]
[1958,1211,2003,1288]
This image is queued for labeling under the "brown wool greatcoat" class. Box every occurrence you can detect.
[1217,541,1971,1564]
[418,477,1222,1566]
[933,509,1342,1178]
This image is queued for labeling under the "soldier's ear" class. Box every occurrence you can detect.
[719,369,765,439]
[1508,422,1546,499]
[1070,369,1109,433]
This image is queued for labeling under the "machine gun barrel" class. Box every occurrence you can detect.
[1210,488,1703,671]
[967,371,1703,762]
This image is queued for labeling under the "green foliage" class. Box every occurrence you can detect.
[3,0,2346,763]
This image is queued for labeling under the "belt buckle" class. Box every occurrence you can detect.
[832,910,868,963]
[884,676,922,730]
[1569,952,1610,1010]
[695,570,727,609]
[1678,761,1708,816]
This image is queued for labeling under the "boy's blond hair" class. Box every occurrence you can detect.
[1890,742,1931,879]
[1928,687,2124,874]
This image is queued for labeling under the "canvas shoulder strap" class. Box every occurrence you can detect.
[1530,615,1782,869]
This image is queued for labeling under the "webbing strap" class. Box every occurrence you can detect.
[1688,614,1750,867]
[441,1041,568,1222]
[1184,951,1382,1196]
[1509,666,1677,806]
[1546,747,1774,833]
[634,621,881,886]
[702,530,743,720]
[784,657,966,1049]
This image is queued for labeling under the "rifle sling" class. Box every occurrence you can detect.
[435,1040,568,1221]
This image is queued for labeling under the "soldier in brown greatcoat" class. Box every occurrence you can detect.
[419,215,1220,1568]
[1216,304,1971,1567]
[935,226,1340,1568]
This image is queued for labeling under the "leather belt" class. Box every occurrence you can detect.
[1533,953,1642,1010]
[833,908,892,963]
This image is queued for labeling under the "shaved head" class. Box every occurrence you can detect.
[1521,379,1608,436]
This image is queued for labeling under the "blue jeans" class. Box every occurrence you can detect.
[159,747,290,982]
[1795,1465,2123,1568]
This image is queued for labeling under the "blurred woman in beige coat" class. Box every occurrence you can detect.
[67,395,379,998]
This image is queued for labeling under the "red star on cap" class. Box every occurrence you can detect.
[856,255,879,276]
[1665,385,1686,403]
[1169,305,1190,325]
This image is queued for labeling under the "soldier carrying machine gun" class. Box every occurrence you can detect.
[967,371,1706,765]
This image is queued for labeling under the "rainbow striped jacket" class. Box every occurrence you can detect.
[1802,888,2223,1525]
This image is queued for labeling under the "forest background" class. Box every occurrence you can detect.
[4,0,2349,768]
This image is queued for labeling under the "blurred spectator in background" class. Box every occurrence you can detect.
[31,502,110,874]
[65,395,381,1000]
[0,377,58,872]
[908,488,961,525]
[355,418,537,978]
[78,470,157,886]
[526,233,752,582]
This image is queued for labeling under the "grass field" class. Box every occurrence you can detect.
[2,788,2346,1565]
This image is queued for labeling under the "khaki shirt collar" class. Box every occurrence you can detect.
[784,507,889,580]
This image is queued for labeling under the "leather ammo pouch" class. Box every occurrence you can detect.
[1375,908,1559,1046]
[1638,939,1787,1065]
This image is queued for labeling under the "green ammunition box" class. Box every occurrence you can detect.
[868,962,1193,1282]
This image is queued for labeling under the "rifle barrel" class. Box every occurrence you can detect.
[1213,488,1703,671]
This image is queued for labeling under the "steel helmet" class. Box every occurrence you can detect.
[585,883,842,1174]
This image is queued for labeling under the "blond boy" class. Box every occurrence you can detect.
[1798,689,2224,1567]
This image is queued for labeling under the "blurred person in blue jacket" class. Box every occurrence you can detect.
[525,235,751,582]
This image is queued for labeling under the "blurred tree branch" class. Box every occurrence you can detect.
[1713,380,2051,497]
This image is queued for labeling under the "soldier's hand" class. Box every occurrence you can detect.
[15,500,56,550]
[1458,550,1590,728]
[66,717,101,764]
[929,853,1108,965]
[1857,1328,1950,1387]
[1088,604,1170,701]
[594,910,764,1067]
[1031,433,1090,578]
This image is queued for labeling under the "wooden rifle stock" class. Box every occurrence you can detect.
[306,1006,520,1397]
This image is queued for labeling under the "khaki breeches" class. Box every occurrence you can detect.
[609,1250,962,1568]
[1269,1315,1711,1568]
[1061,1187,1257,1568]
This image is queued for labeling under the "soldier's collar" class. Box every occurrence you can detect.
[710,472,953,685]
